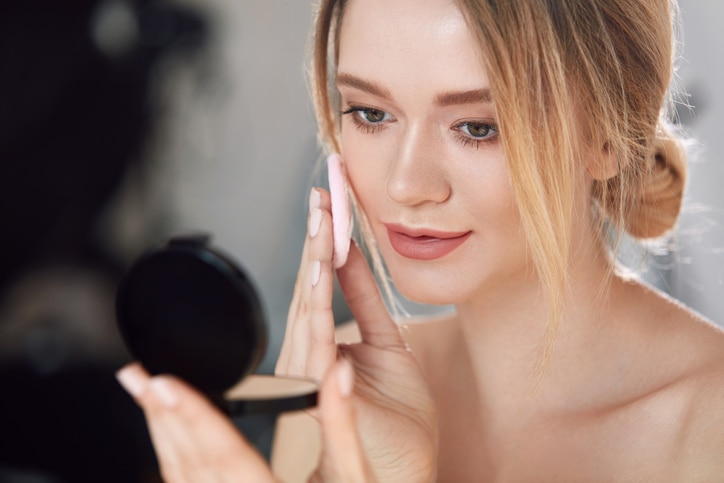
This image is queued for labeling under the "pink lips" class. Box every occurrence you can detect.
[385,224,471,260]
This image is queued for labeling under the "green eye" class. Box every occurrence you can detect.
[362,109,386,123]
[341,105,395,134]
[453,120,499,149]
[465,122,492,138]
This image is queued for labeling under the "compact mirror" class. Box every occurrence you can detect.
[115,234,317,415]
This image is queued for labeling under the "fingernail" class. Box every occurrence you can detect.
[311,260,321,287]
[309,188,321,212]
[336,359,354,398]
[309,209,322,238]
[116,365,147,398]
[149,378,179,408]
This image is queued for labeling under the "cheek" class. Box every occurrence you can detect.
[453,150,520,233]
[341,132,388,218]
[478,178,520,233]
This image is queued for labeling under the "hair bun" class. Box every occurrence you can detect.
[623,128,687,239]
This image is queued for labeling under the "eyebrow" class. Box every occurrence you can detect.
[336,72,493,106]
[336,73,392,100]
[435,88,493,106]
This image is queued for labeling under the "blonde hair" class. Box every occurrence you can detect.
[310,0,686,348]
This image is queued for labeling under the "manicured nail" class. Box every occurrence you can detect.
[116,365,147,398]
[150,378,179,408]
[309,188,321,212]
[309,209,322,238]
[311,260,321,287]
[336,359,354,398]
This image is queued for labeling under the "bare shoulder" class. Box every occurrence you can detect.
[625,275,724,384]
[675,357,724,478]
[616,275,724,359]
[623,278,724,475]
[675,312,724,475]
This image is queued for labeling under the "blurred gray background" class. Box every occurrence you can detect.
[107,0,322,372]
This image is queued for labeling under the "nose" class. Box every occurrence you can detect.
[386,123,451,206]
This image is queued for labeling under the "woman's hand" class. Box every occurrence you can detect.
[277,187,438,482]
[117,358,375,482]
[116,363,274,482]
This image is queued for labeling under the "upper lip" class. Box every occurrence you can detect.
[384,223,471,239]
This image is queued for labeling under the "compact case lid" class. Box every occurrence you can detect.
[116,234,317,414]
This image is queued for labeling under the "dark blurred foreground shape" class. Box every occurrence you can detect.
[0,1,206,481]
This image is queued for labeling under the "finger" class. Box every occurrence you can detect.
[277,188,333,374]
[116,364,195,481]
[143,388,198,482]
[291,262,337,380]
[337,241,406,349]
[317,359,375,482]
[117,364,275,482]
[277,189,323,371]
[280,188,338,380]
[152,377,272,480]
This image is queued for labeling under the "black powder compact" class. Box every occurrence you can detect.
[115,234,317,415]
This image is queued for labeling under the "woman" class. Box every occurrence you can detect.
[118,0,724,480]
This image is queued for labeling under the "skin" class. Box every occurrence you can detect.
[119,0,724,480]
[119,184,434,482]
[116,335,377,482]
[275,0,724,480]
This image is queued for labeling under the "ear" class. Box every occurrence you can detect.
[585,141,619,181]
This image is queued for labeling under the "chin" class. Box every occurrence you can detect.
[390,269,474,306]
[386,254,534,307]
[399,290,460,306]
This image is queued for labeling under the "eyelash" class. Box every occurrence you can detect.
[451,121,499,149]
[341,106,392,134]
[341,105,499,149]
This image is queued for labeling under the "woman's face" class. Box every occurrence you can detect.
[337,0,531,305]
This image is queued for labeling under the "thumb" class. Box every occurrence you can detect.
[336,241,405,349]
[316,359,374,482]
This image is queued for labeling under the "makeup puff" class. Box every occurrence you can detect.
[327,153,353,268]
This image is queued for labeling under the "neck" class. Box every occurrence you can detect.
[451,238,618,416]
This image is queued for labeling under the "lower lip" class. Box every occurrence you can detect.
[387,229,471,260]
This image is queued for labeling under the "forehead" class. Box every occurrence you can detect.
[337,0,490,96]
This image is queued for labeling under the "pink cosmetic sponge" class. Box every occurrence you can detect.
[327,153,353,268]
